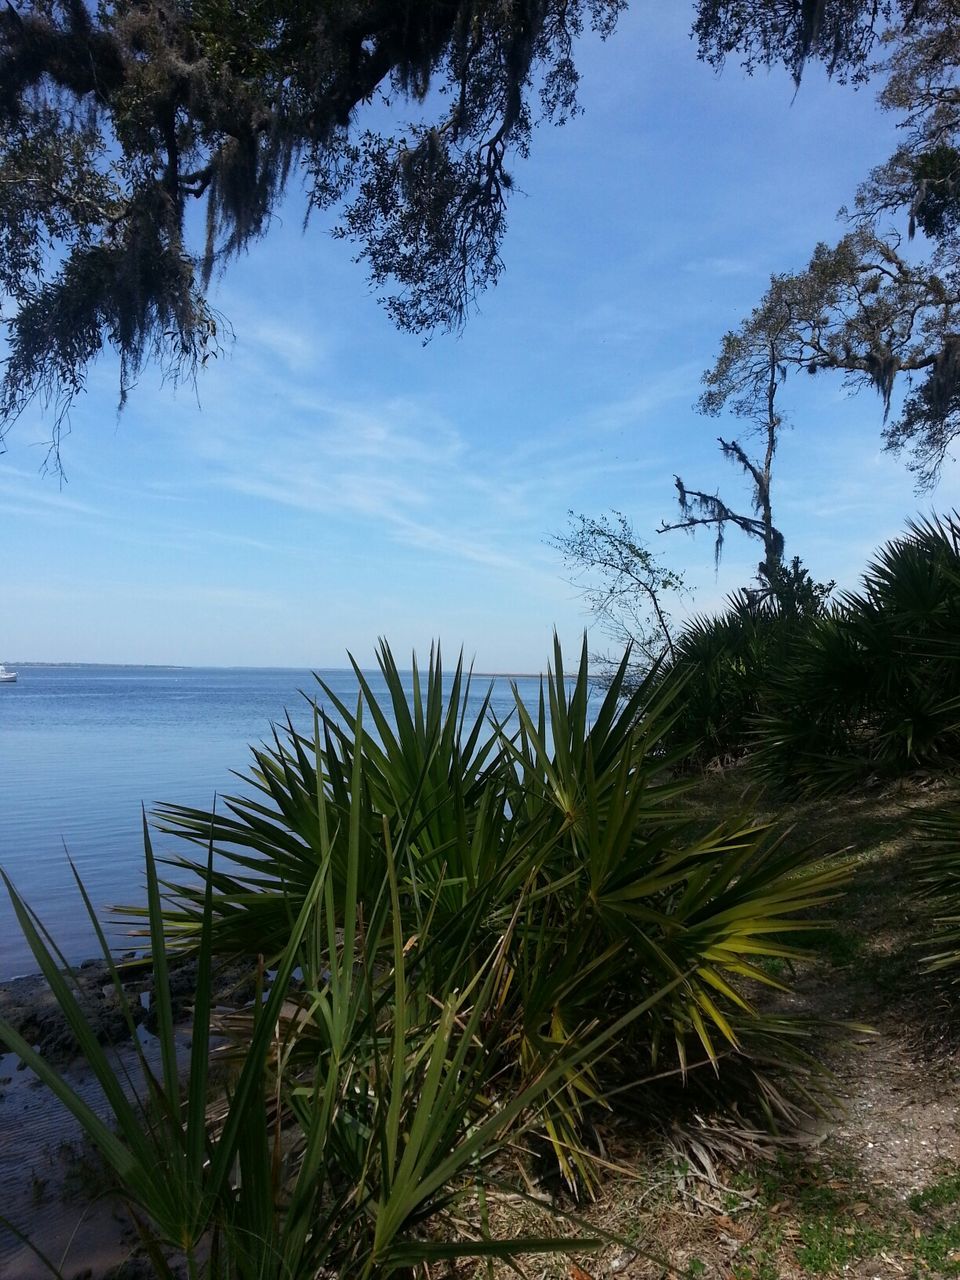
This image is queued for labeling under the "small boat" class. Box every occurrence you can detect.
[0,664,17,683]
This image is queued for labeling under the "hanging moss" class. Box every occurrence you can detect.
[0,0,624,465]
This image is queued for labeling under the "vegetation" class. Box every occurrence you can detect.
[693,0,920,87]
[653,559,834,770]
[0,639,858,1274]
[659,294,791,589]
[145,639,849,1184]
[0,790,612,1278]
[5,5,960,1273]
[916,801,960,977]
[0,0,928,473]
[698,1,960,490]
[552,510,687,673]
[2,609,958,1274]
[753,513,960,796]
[655,514,960,795]
[0,0,624,464]
[472,779,960,1280]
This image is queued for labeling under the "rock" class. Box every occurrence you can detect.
[0,964,144,1066]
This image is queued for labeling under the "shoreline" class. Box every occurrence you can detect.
[8,662,562,677]
[0,961,147,1279]
[0,957,206,1280]
[0,954,252,1277]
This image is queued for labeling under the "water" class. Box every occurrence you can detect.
[0,664,552,979]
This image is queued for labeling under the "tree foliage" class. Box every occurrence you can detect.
[3,0,950,473]
[698,1,960,490]
[553,509,686,670]
[693,0,918,86]
[0,0,624,466]
[709,225,960,489]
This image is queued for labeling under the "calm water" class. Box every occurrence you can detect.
[0,665,552,978]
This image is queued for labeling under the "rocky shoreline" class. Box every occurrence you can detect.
[0,954,255,1068]
[0,954,254,1279]
[0,960,144,1067]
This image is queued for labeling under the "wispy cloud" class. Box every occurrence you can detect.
[248,319,324,374]
[582,363,701,433]
[207,433,540,576]
[0,466,109,521]
[151,372,608,584]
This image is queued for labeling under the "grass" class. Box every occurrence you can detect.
[910,1173,960,1212]
[723,1153,960,1279]
[731,1154,892,1275]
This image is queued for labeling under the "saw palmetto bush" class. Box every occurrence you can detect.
[1,743,638,1279]
[652,594,785,769]
[652,559,834,770]
[753,514,960,796]
[149,637,849,1186]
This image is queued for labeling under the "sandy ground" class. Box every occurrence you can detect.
[0,1041,147,1279]
[0,961,205,1279]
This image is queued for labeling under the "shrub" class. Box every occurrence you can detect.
[146,637,849,1186]
[753,514,960,795]
[654,517,960,796]
[1,754,614,1278]
[655,557,831,769]
[916,799,960,977]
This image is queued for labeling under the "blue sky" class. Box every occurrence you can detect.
[2,6,952,671]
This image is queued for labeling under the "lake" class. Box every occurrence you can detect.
[0,664,554,978]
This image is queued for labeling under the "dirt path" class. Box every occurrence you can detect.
[809,784,960,1201]
[827,1019,960,1201]
[654,782,960,1279]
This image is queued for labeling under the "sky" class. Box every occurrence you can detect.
[2,6,955,671]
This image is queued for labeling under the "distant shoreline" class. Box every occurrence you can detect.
[7,661,188,669]
[4,662,554,677]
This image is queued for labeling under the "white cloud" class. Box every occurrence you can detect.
[582,363,701,434]
[0,467,109,521]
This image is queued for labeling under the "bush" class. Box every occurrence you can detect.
[753,514,960,795]
[654,517,960,796]
[655,557,831,769]
[1,756,612,1278]
[916,799,960,977]
[147,637,848,1185]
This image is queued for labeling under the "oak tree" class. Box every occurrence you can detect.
[699,1,960,489]
[0,0,623,466]
[0,0,932,472]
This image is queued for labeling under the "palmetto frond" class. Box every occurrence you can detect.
[136,637,849,1187]
[753,513,960,795]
